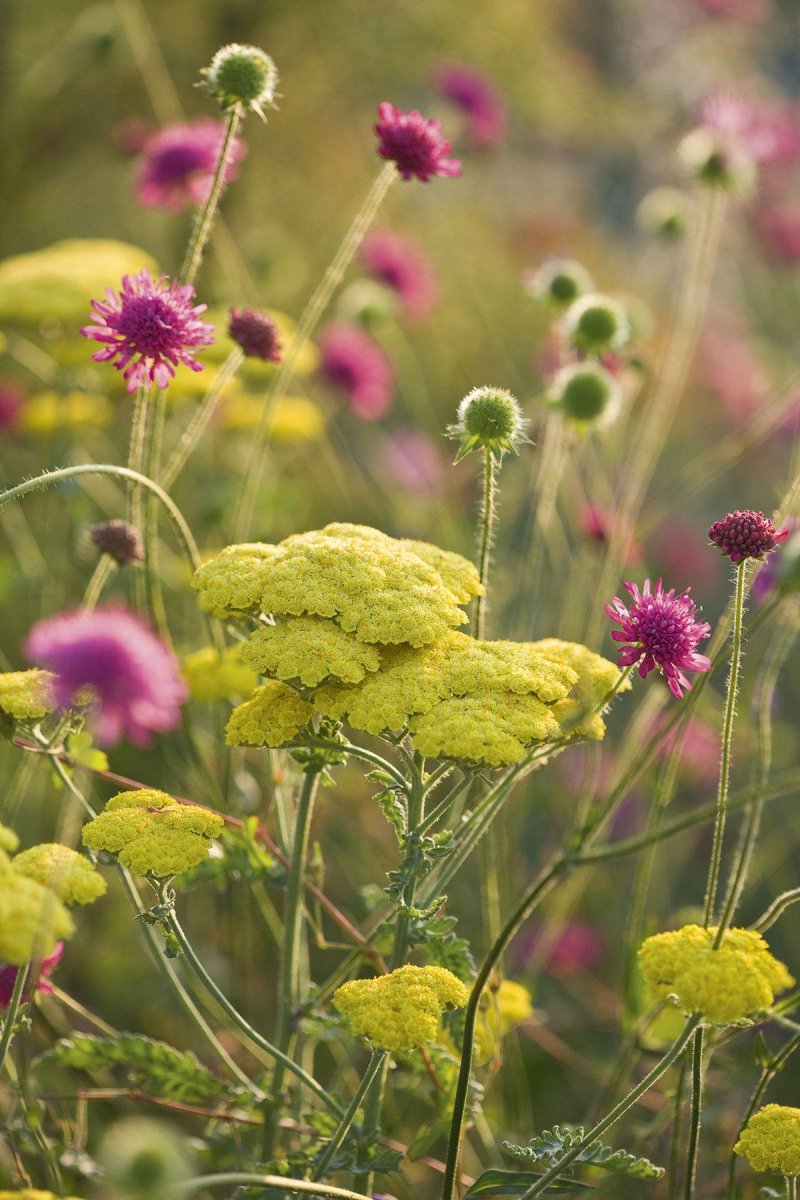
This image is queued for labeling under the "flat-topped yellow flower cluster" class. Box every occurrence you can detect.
[0,669,55,721]
[193,523,623,766]
[735,1104,800,1175]
[82,789,225,879]
[334,964,469,1053]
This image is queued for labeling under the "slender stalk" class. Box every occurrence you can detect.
[181,106,243,287]
[127,383,151,617]
[683,1027,704,1200]
[177,1175,373,1199]
[312,1050,386,1181]
[667,1050,689,1200]
[142,386,171,643]
[752,887,800,933]
[787,1177,798,1200]
[160,349,244,489]
[704,561,748,934]
[234,163,396,539]
[475,447,497,639]
[81,556,116,611]
[0,962,29,1074]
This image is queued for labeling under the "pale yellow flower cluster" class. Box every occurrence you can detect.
[182,645,258,703]
[0,669,55,721]
[82,789,225,878]
[735,1104,800,1175]
[334,964,469,1053]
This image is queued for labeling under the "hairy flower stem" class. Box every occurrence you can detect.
[475,447,497,639]
[234,163,396,539]
[178,1175,373,1199]
[704,561,748,934]
[181,105,243,287]
[127,383,151,618]
[312,1049,386,1181]
[161,349,244,489]
[0,962,29,1074]
[142,386,172,646]
[683,1026,705,1200]
[263,765,324,1158]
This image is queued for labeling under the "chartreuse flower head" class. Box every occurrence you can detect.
[81,790,224,878]
[564,293,630,354]
[334,965,469,1053]
[0,861,74,965]
[449,386,527,462]
[0,1192,83,1200]
[735,1105,800,1175]
[201,44,279,117]
[182,645,258,702]
[0,824,19,853]
[0,669,55,721]
[548,362,621,429]
[12,844,106,907]
[525,258,593,308]
[638,925,793,1024]
[242,617,382,687]
[225,681,313,748]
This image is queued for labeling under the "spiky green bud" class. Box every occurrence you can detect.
[636,187,691,240]
[449,386,527,462]
[548,363,621,428]
[564,293,630,354]
[525,258,593,308]
[201,44,279,117]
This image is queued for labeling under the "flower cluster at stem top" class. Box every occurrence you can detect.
[333,964,469,1052]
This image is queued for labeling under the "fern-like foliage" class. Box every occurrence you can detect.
[37,1033,237,1104]
[503,1125,665,1181]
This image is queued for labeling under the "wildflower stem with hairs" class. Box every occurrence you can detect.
[127,383,151,617]
[683,1026,705,1200]
[181,105,243,286]
[311,1049,387,1181]
[475,446,496,638]
[0,961,29,1073]
[233,162,396,539]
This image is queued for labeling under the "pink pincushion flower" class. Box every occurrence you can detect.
[26,605,187,748]
[516,919,605,977]
[318,322,394,420]
[755,205,800,264]
[379,428,445,494]
[708,509,788,562]
[135,120,246,213]
[605,578,712,699]
[433,63,507,149]
[374,102,461,182]
[81,270,215,393]
[228,307,282,361]
[361,231,439,317]
[700,91,800,168]
[0,943,63,1008]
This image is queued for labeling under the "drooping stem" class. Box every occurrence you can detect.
[181,105,243,287]
[312,1049,387,1181]
[475,447,497,639]
[234,162,396,539]
[704,560,748,934]
[683,1027,705,1200]
[0,962,29,1074]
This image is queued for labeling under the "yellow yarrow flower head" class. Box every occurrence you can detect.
[0,669,55,721]
[0,1192,83,1200]
[182,645,258,702]
[0,823,19,853]
[334,964,469,1053]
[475,979,534,1064]
[242,617,382,687]
[81,790,225,878]
[226,681,313,748]
[11,844,107,907]
[0,866,74,965]
[638,925,793,1024]
[734,1104,800,1175]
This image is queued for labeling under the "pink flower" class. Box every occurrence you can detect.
[228,308,282,361]
[577,504,641,562]
[701,90,800,168]
[605,578,712,699]
[0,943,63,1008]
[378,428,445,494]
[360,231,439,317]
[755,204,800,264]
[135,120,246,213]
[318,323,394,420]
[374,102,461,182]
[652,714,719,785]
[691,0,770,21]
[433,63,507,149]
[708,509,789,562]
[81,270,215,392]
[26,606,187,748]
[0,382,22,433]
[516,920,605,977]
[700,317,770,422]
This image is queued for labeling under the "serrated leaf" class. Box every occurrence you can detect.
[502,1126,664,1182]
[374,788,407,843]
[37,1033,232,1104]
[465,1168,593,1196]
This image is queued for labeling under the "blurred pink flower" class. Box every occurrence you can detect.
[651,714,719,785]
[0,382,22,433]
[516,919,605,977]
[651,516,723,593]
[378,428,445,494]
[691,0,770,24]
[135,120,246,213]
[701,91,800,169]
[318,323,394,420]
[700,319,770,422]
[433,63,507,149]
[361,231,438,318]
[0,943,63,1008]
[755,204,800,263]
[577,504,642,562]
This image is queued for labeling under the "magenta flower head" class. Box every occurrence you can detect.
[433,63,507,149]
[708,509,789,563]
[26,606,187,748]
[0,942,63,1008]
[360,230,439,317]
[605,579,712,699]
[318,322,394,420]
[374,102,461,182]
[228,307,282,361]
[135,119,246,213]
[81,270,215,393]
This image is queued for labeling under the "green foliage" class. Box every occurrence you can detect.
[464,1168,592,1196]
[502,1125,665,1181]
[37,1033,236,1104]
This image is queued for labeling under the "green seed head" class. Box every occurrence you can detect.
[637,186,691,240]
[678,127,756,196]
[525,258,593,308]
[548,363,621,428]
[565,293,630,354]
[449,386,527,462]
[202,43,279,116]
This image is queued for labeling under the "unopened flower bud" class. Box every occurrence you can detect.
[449,386,527,462]
[708,509,789,563]
[90,519,144,567]
[637,186,691,240]
[524,258,593,308]
[548,363,621,427]
[228,307,282,361]
[564,293,630,354]
[201,44,279,117]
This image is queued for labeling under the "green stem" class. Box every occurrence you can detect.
[704,561,748,934]
[683,1027,704,1200]
[475,447,497,639]
[312,1049,386,1181]
[752,887,800,933]
[234,162,396,539]
[181,106,243,287]
[128,383,151,617]
[160,349,244,489]
[142,386,171,644]
[787,1177,798,1200]
[82,556,116,610]
[668,1049,689,1200]
[165,905,341,1116]
[177,1175,373,1199]
[0,962,29,1074]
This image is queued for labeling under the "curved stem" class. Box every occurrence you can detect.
[312,1049,386,1181]
[234,163,396,539]
[0,962,29,1074]
[178,1175,372,1199]
[683,1027,705,1200]
[704,561,748,934]
[181,106,243,287]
